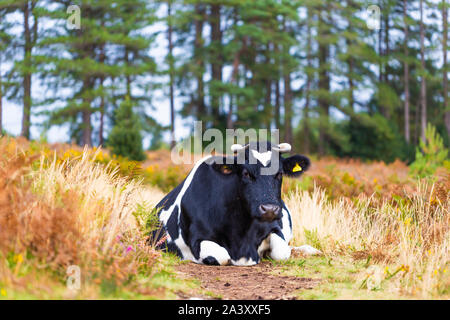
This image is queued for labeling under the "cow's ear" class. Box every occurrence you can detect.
[282,155,310,178]
[209,156,238,176]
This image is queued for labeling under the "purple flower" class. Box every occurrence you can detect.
[126,246,133,253]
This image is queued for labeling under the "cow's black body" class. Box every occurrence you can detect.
[152,141,310,266]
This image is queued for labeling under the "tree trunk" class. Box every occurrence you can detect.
[264,42,272,130]
[347,59,354,111]
[420,0,427,142]
[194,4,206,125]
[0,54,2,135]
[228,39,242,129]
[99,39,105,146]
[124,47,131,98]
[210,4,222,127]
[282,19,293,146]
[226,10,242,130]
[443,0,449,139]
[378,0,383,83]
[168,1,176,148]
[403,0,410,143]
[82,111,92,147]
[303,9,312,154]
[318,8,330,156]
[283,73,293,146]
[346,0,355,112]
[21,1,32,139]
[274,44,281,129]
[384,7,390,83]
[99,86,104,146]
[81,78,92,147]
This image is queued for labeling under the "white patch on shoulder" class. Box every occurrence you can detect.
[269,233,291,261]
[199,241,231,265]
[231,257,257,266]
[159,155,212,225]
[251,150,272,167]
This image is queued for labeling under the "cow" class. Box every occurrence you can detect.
[151,141,311,266]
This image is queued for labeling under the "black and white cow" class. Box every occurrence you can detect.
[152,141,311,266]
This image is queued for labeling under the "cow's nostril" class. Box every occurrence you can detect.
[260,204,280,213]
[259,204,281,221]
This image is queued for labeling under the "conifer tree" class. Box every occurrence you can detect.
[107,96,145,161]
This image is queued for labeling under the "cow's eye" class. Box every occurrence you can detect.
[275,172,283,180]
[220,165,233,175]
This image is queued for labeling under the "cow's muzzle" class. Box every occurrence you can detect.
[258,204,281,222]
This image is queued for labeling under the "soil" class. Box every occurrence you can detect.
[175,261,320,300]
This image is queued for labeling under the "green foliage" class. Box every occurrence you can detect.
[409,124,449,178]
[332,114,414,163]
[144,165,185,193]
[1,0,449,163]
[107,99,146,161]
[132,202,160,235]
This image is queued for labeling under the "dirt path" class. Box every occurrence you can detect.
[175,261,320,300]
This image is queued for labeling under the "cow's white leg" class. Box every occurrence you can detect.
[257,235,271,257]
[268,233,291,261]
[199,240,231,265]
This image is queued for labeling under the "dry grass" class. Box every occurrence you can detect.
[286,177,449,298]
[0,137,165,298]
[0,136,448,299]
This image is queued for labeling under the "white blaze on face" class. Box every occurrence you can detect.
[251,149,272,167]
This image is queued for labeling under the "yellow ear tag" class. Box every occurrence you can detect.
[292,163,302,172]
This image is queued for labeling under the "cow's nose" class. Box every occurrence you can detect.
[259,204,281,222]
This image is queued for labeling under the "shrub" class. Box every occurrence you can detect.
[333,114,414,163]
[410,124,449,178]
[0,137,164,298]
[107,98,146,161]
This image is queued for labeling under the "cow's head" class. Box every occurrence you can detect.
[207,141,310,222]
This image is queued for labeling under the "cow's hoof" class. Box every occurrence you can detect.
[199,241,232,265]
[202,256,220,265]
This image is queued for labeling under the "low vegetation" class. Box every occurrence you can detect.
[0,136,448,299]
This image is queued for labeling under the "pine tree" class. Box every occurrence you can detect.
[167,0,176,148]
[40,0,157,146]
[419,0,427,142]
[441,0,449,139]
[107,97,145,161]
[0,0,40,139]
[403,0,410,143]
